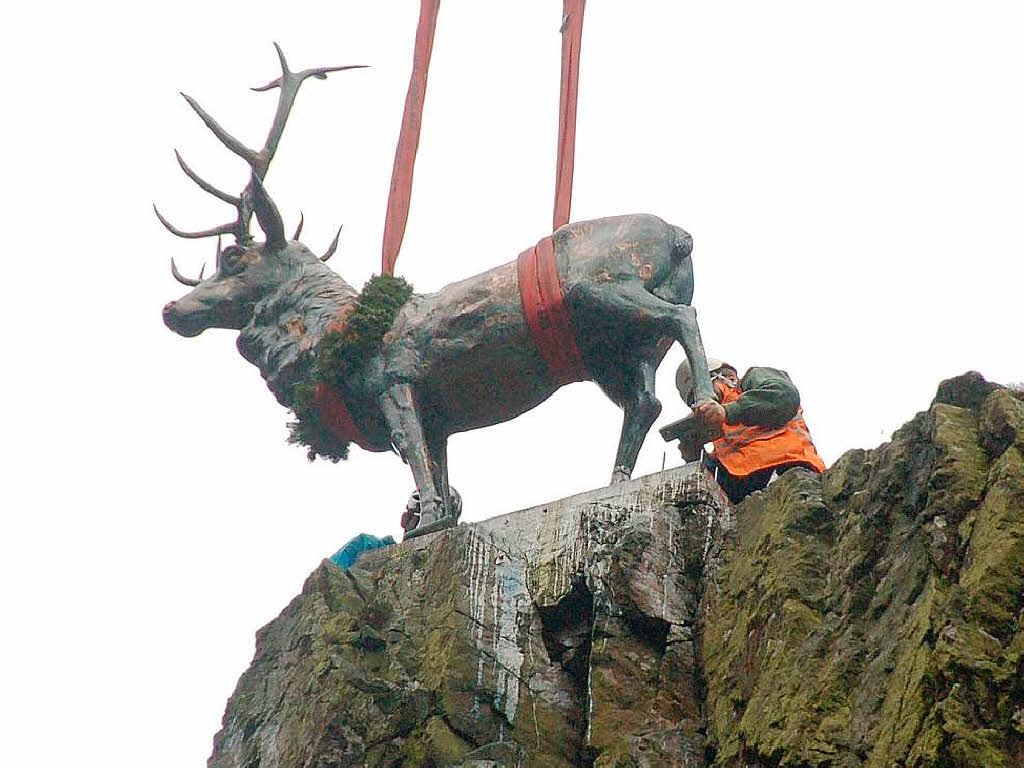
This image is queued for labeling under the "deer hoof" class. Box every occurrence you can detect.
[402,491,460,540]
[403,513,456,540]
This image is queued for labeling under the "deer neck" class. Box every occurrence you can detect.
[236,264,357,408]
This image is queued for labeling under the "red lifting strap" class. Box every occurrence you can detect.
[384,1,585,272]
[314,307,390,453]
[315,382,389,453]
[521,1,588,384]
[517,235,588,385]
[554,0,585,231]
[380,2,589,386]
[381,0,441,276]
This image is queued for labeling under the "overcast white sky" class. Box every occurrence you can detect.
[4,2,1022,765]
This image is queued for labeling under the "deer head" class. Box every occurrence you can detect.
[159,45,363,337]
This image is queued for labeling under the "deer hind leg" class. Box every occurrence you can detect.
[610,344,663,483]
[380,383,454,538]
[601,280,716,406]
[571,279,715,478]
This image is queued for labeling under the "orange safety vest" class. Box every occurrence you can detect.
[712,380,826,478]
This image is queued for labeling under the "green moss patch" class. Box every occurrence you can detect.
[701,377,1024,767]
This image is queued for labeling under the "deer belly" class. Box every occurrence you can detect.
[426,344,560,433]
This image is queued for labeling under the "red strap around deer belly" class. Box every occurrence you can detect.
[313,309,390,453]
[517,234,588,386]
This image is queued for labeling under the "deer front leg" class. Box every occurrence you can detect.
[674,305,715,407]
[380,383,454,538]
[425,429,457,522]
[611,347,663,483]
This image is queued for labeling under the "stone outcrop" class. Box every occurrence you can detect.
[210,467,730,767]
[701,373,1024,768]
[209,373,1024,767]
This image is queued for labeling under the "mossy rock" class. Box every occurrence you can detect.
[702,374,1024,768]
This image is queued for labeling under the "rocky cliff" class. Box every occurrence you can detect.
[209,373,1023,767]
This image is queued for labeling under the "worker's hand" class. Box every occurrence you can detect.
[693,398,726,439]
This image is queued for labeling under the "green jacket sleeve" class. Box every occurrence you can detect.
[722,367,801,429]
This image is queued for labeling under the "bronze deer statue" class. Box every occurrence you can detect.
[159,47,717,537]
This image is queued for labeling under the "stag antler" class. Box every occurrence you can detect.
[171,258,205,287]
[322,226,342,262]
[168,239,221,287]
[156,44,365,279]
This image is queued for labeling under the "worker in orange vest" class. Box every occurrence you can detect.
[675,358,826,503]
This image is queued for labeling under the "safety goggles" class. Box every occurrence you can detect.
[711,368,738,387]
[686,369,736,406]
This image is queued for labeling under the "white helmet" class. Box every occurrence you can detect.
[675,357,727,403]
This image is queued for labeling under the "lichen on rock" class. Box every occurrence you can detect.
[210,468,729,767]
[701,372,1024,768]
[209,372,1023,768]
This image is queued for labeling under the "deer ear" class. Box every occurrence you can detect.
[251,175,286,251]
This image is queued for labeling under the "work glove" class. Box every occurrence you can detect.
[693,399,726,440]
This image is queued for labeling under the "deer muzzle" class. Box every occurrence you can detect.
[163,275,254,336]
[163,299,206,337]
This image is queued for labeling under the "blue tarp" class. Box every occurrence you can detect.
[329,533,396,570]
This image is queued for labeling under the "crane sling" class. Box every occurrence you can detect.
[379,0,591,387]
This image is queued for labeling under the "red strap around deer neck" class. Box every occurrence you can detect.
[553,0,586,231]
[314,307,390,453]
[315,382,389,453]
[381,0,441,276]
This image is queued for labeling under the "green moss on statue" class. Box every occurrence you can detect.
[318,274,414,382]
[288,274,413,462]
[287,378,350,463]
